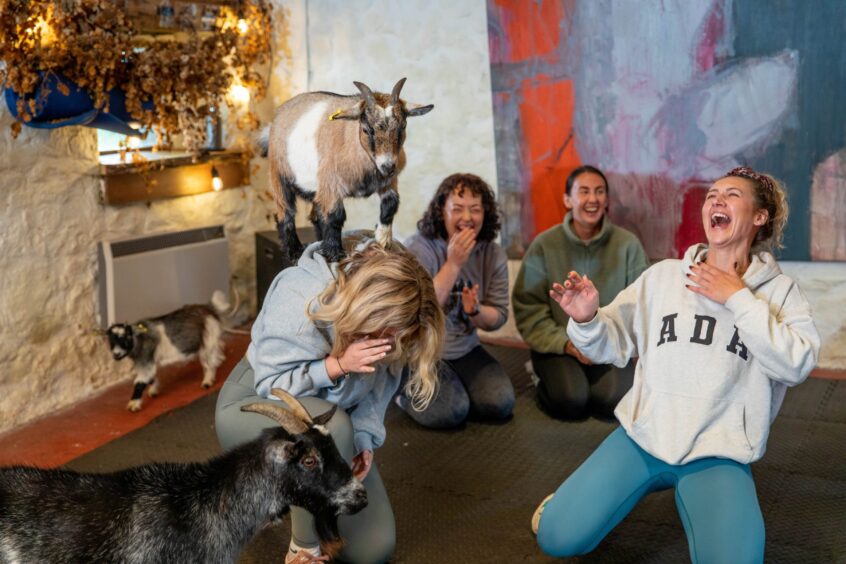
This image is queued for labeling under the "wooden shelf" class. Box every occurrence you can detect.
[99,150,250,205]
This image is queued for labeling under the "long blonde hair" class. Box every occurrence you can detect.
[309,241,443,410]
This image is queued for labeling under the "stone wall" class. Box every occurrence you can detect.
[0,0,308,433]
[0,113,279,433]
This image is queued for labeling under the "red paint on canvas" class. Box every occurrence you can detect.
[518,77,581,238]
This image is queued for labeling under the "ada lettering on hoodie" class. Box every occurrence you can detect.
[567,244,820,465]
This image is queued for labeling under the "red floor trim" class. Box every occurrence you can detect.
[0,334,249,468]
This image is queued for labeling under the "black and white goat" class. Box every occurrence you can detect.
[0,389,367,563]
[262,77,433,263]
[104,290,230,411]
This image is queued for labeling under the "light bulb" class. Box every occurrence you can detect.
[211,165,223,191]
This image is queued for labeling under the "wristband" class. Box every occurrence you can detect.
[336,357,350,378]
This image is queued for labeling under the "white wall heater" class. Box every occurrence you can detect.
[97,225,230,329]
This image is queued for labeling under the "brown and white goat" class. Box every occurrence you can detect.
[262,78,433,263]
[0,389,366,563]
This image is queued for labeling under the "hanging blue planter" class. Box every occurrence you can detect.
[4,73,153,137]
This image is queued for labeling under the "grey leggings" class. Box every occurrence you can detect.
[215,358,395,563]
[530,351,635,419]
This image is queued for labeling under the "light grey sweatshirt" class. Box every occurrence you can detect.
[568,244,820,465]
[248,241,401,455]
[404,232,509,360]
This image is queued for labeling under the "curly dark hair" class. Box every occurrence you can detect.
[417,173,502,242]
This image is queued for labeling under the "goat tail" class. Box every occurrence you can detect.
[211,289,232,315]
[315,513,344,560]
[211,288,252,335]
[257,124,270,157]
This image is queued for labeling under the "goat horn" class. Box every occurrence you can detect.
[241,402,309,435]
[390,77,407,105]
[353,81,377,108]
[270,388,314,425]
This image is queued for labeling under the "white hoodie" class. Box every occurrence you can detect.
[567,244,820,465]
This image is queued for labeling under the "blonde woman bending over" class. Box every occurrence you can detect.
[216,235,443,564]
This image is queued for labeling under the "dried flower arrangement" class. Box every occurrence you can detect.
[0,0,272,154]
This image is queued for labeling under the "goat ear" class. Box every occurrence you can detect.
[406,103,434,117]
[266,440,299,465]
[311,404,337,427]
[330,102,363,121]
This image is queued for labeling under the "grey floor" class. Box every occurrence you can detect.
[67,346,846,563]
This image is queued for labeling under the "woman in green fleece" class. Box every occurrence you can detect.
[513,165,648,419]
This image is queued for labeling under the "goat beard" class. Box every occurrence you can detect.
[314,512,344,559]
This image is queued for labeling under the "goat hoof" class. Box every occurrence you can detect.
[375,224,393,247]
[283,243,304,265]
[202,381,214,389]
[320,244,345,264]
[127,400,142,412]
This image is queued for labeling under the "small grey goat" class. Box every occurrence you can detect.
[104,290,230,411]
[261,77,433,263]
[0,389,367,563]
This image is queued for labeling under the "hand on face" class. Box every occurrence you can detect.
[461,283,479,314]
[351,449,373,481]
[550,271,599,323]
[686,262,745,305]
[338,338,393,374]
[446,227,476,269]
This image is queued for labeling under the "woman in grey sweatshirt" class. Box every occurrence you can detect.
[397,173,514,428]
[533,168,820,564]
[215,237,443,564]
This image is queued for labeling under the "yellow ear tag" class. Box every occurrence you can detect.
[328,109,342,121]
[136,323,149,333]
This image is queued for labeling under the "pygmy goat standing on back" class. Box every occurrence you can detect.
[0,389,367,563]
[262,77,433,263]
[104,290,230,411]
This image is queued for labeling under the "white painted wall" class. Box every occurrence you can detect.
[294,0,499,240]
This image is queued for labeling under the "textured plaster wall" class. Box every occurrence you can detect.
[0,0,308,434]
[0,113,278,434]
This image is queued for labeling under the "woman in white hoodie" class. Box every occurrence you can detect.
[532,168,820,563]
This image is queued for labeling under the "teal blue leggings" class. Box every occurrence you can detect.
[537,427,765,564]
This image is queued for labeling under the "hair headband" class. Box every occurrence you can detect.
[726,166,775,195]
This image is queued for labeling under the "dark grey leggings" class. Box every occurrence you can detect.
[399,345,515,429]
[530,351,635,419]
[215,358,395,563]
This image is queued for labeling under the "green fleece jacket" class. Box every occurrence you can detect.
[512,213,648,354]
